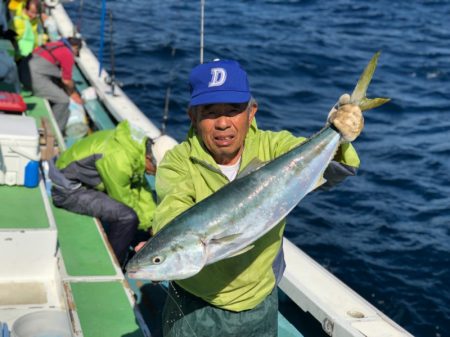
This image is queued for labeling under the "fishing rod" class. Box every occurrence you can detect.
[98,0,106,77]
[76,0,83,34]
[162,47,177,135]
[200,0,205,64]
[104,9,121,96]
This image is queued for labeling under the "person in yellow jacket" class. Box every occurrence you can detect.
[9,0,47,86]
[49,120,175,266]
[152,59,364,336]
[10,0,39,58]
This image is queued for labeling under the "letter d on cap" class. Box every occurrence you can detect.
[208,68,227,87]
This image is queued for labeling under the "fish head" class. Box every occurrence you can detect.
[126,232,207,281]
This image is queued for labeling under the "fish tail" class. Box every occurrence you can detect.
[350,51,390,111]
[359,97,391,112]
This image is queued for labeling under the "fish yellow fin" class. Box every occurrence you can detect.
[350,51,390,111]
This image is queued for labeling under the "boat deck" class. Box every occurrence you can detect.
[0,94,146,337]
[0,92,305,337]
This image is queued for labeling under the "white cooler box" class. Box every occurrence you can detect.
[0,115,40,186]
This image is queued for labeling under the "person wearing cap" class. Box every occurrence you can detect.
[49,120,174,266]
[27,36,83,132]
[152,59,363,336]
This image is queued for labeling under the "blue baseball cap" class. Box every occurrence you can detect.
[189,59,251,106]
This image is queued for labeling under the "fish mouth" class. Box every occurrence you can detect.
[125,262,148,279]
[125,263,205,282]
[126,269,161,281]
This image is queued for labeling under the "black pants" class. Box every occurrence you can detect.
[52,186,139,265]
[163,282,278,337]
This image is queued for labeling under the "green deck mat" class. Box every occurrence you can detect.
[23,92,49,119]
[22,93,58,131]
[70,282,144,337]
[0,185,49,228]
[51,204,116,276]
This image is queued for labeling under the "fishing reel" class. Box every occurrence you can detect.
[104,75,123,97]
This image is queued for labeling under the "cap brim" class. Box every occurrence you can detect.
[190,91,250,106]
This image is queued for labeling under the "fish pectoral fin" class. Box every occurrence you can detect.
[210,233,242,244]
[228,245,255,258]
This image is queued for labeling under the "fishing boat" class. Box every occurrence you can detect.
[0,2,413,336]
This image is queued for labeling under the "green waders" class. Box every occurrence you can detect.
[162,282,278,337]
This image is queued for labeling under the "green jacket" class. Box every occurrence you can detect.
[56,121,155,230]
[11,9,38,58]
[154,121,360,311]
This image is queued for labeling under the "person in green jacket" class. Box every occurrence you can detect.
[152,59,364,336]
[49,120,174,266]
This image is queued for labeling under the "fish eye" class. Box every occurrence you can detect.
[152,256,164,264]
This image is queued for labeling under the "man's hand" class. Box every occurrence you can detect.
[70,92,83,105]
[328,94,364,142]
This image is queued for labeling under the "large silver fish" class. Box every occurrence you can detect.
[126,52,389,281]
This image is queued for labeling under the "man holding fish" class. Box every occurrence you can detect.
[129,59,366,336]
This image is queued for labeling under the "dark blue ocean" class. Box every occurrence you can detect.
[64,1,450,336]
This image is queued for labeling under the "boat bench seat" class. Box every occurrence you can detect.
[69,281,145,337]
[0,185,49,229]
[51,204,116,276]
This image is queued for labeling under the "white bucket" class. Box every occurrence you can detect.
[11,310,72,337]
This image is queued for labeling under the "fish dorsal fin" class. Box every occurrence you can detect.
[228,245,255,258]
[237,158,267,179]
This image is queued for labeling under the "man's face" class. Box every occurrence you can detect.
[72,45,80,57]
[26,4,38,20]
[189,102,257,165]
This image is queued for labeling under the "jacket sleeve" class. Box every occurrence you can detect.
[152,150,196,234]
[96,153,156,231]
[321,142,360,189]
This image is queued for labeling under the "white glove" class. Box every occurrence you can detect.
[327,94,364,142]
